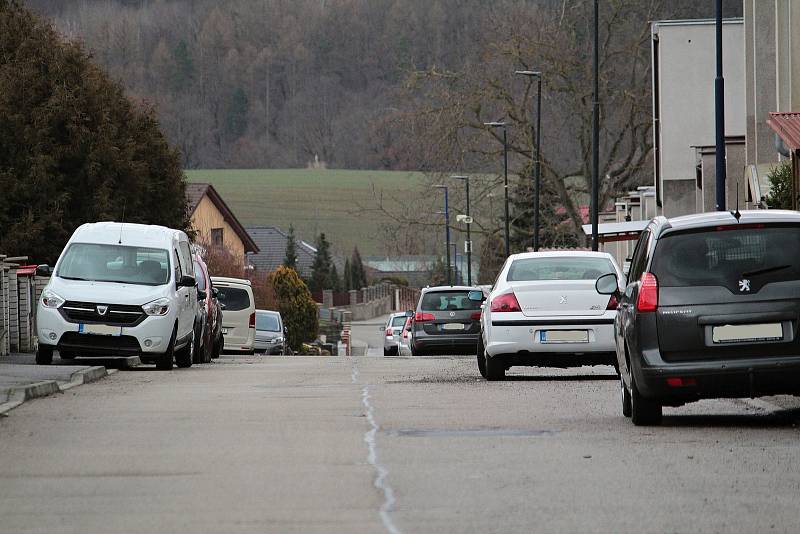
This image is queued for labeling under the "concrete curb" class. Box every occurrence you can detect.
[0,366,113,415]
[62,366,108,391]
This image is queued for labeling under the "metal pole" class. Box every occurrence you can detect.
[503,127,510,258]
[714,0,727,211]
[444,187,451,286]
[465,177,472,285]
[534,76,542,252]
[591,0,600,251]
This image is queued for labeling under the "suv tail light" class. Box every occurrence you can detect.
[249,312,256,328]
[490,292,521,313]
[415,312,435,322]
[636,273,658,312]
[606,294,618,310]
[470,311,482,320]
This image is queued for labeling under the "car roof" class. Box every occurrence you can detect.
[256,309,280,316]
[210,276,252,286]
[422,285,481,293]
[657,209,800,235]
[70,222,186,249]
[507,250,614,261]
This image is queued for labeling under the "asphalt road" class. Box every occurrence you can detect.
[1,354,800,533]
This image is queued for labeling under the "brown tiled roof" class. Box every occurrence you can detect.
[186,182,259,254]
[768,112,800,151]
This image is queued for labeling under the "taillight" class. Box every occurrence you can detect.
[415,312,435,322]
[606,294,618,310]
[403,329,409,339]
[385,327,393,336]
[249,312,256,328]
[490,292,521,313]
[636,273,658,312]
[470,311,482,320]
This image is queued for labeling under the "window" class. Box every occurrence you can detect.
[178,241,193,277]
[211,228,223,247]
[193,261,207,291]
[256,313,281,332]
[506,257,615,282]
[216,287,251,311]
[627,230,651,284]
[390,316,407,327]
[420,291,482,311]
[57,244,170,286]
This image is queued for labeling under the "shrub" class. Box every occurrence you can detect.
[765,161,794,210]
[268,266,319,351]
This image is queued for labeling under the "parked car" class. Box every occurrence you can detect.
[36,222,198,370]
[254,310,287,355]
[410,286,484,356]
[398,315,413,356]
[192,254,223,363]
[211,276,255,354]
[598,210,800,425]
[383,312,410,356]
[479,251,622,380]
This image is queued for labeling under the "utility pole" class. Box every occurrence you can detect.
[484,122,510,258]
[433,185,451,285]
[515,70,543,251]
[591,0,600,251]
[453,176,472,285]
[714,0,727,211]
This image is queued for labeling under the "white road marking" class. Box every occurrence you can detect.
[352,353,401,534]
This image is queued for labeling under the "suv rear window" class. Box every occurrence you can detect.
[506,257,615,281]
[216,287,251,311]
[420,291,481,311]
[651,224,800,288]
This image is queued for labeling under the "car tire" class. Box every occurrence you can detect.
[476,337,487,379]
[36,345,54,365]
[211,336,221,359]
[621,376,632,418]
[175,334,194,368]
[630,372,661,426]
[192,324,203,365]
[59,351,76,360]
[156,327,177,370]
[485,354,505,381]
[410,345,425,357]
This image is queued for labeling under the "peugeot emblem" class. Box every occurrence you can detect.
[559,296,567,304]
[738,279,751,292]
[449,311,455,317]
[96,305,109,316]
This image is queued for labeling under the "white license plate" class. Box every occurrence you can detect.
[78,324,121,336]
[712,323,783,344]
[222,328,229,335]
[442,323,464,331]
[539,330,589,343]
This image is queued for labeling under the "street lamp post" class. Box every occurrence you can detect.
[714,0,727,211]
[591,0,600,251]
[433,185,451,285]
[485,121,510,258]
[452,175,472,285]
[515,70,543,251]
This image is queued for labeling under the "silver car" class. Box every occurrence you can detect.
[254,310,286,355]
[383,312,409,356]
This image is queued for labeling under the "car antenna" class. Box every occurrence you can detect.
[730,182,741,222]
[118,201,126,244]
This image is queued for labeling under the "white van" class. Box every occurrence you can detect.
[211,276,255,354]
[36,222,199,370]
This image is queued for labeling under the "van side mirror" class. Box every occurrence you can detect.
[405,310,414,317]
[197,291,206,301]
[178,275,196,288]
[595,273,619,295]
[36,264,52,277]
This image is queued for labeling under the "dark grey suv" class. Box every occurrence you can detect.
[410,286,484,356]
[597,210,800,425]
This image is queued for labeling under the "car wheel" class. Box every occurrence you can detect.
[621,376,632,418]
[211,336,221,359]
[156,327,177,370]
[485,354,505,381]
[630,372,661,425]
[476,337,487,379]
[410,345,425,356]
[175,334,194,368]
[59,351,76,360]
[36,345,53,365]
[192,325,203,364]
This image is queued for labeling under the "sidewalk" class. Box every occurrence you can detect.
[0,353,119,415]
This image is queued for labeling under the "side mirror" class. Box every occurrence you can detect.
[220,303,227,310]
[595,273,619,295]
[178,275,196,288]
[197,291,206,301]
[212,287,219,298]
[36,264,52,277]
[467,290,484,302]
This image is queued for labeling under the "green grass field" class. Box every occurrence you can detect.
[185,169,426,257]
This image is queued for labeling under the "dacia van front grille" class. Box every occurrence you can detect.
[60,301,147,327]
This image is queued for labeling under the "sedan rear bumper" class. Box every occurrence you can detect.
[486,319,615,357]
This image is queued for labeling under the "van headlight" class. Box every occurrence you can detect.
[41,289,64,308]
[142,298,171,316]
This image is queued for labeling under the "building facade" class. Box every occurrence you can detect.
[186,183,258,260]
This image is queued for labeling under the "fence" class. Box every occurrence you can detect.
[1,257,48,357]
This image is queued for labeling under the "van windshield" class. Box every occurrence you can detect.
[57,243,170,286]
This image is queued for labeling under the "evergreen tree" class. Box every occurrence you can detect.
[0,1,188,264]
[283,224,298,269]
[343,258,352,291]
[329,263,341,292]
[350,246,368,289]
[309,233,334,292]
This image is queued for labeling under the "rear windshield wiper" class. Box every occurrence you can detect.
[742,264,791,277]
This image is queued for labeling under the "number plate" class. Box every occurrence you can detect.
[78,324,121,336]
[222,328,229,335]
[712,323,783,344]
[442,323,464,331]
[539,330,589,344]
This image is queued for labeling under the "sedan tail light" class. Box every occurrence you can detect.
[606,294,618,310]
[415,312,435,322]
[636,272,658,312]
[490,292,521,313]
[385,327,393,337]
